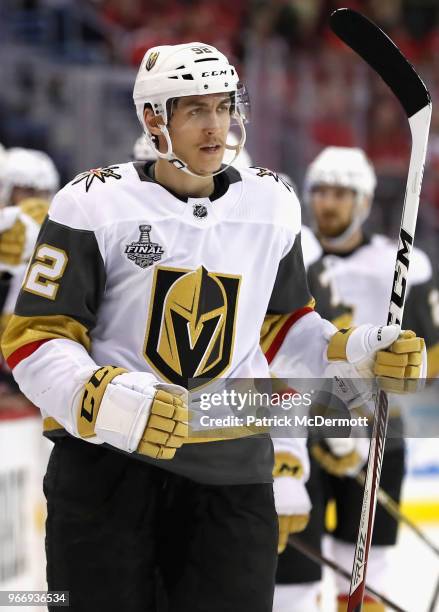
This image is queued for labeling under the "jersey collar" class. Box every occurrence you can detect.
[133,161,242,203]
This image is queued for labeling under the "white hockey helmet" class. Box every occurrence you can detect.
[304,146,376,245]
[0,147,60,206]
[133,42,249,177]
[133,134,159,161]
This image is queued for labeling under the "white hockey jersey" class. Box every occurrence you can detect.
[305,234,439,376]
[2,162,329,484]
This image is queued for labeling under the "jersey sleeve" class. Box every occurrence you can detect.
[1,189,107,437]
[261,232,315,362]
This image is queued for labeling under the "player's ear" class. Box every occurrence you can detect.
[143,107,164,138]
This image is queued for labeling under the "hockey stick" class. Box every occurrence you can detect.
[288,536,407,612]
[356,470,439,557]
[330,8,432,612]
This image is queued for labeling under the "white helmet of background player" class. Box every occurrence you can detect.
[0,148,59,206]
[303,146,376,245]
[133,135,159,161]
[133,42,250,177]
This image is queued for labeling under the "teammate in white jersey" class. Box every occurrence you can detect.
[0,147,57,341]
[0,147,52,396]
[273,146,439,612]
[2,47,426,612]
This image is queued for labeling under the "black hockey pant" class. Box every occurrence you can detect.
[44,436,278,612]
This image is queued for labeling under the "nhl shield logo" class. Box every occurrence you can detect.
[193,203,208,219]
[145,51,160,71]
[125,225,164,269]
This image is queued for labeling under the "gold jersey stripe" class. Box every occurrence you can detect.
[185,426,267,444]
[0,313,12,348]
[43,418,263,444]
[260,298,315,355]
[2,313,91,360]
[43,417,64,432]
[427,342,439,378]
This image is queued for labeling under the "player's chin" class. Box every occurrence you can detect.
[319,221,346,238]
[194,153,224,175]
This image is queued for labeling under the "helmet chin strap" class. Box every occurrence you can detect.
[147,114,246,179]
[314,193,370,248]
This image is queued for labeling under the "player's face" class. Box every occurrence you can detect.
[311,184,357,238]
[168,93,232,175]
[10,186,50,207]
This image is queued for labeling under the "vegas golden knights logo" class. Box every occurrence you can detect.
[145,51,160,71]
[144,266,241,388]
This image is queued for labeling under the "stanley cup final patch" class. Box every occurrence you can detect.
[125,225,164,269]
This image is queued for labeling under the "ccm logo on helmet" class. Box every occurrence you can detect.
[202,70,229,77]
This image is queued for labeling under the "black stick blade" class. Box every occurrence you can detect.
[330,8,431,118]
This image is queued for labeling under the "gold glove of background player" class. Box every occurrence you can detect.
[78,367,189,458]
[273,451,311,554]
[311,437,370,477]
[0,198,49,265]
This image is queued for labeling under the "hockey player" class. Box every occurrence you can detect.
[0,145,54,341]
[0,149,52,354]
[0,147,59,207]
[0,198,49,337]
[273,146,439,612]
[1,47,426,612]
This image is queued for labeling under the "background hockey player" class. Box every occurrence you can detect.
[0,147,59,207]
[1,45,426,612]
[272,146,439,612]
[0,147,58,398]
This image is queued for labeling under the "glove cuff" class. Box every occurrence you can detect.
[327,327,356,361]
[77,365,128,437]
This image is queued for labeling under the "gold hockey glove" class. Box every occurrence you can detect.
[374,330,426,393]
[273,452,311,554]
[311,439,364,477]
[0,198,49,265]
[79,369,189,458]
[137,389,189,460]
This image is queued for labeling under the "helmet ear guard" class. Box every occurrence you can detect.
[133,43,250,178]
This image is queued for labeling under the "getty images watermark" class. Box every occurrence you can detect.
[194,387,369,430]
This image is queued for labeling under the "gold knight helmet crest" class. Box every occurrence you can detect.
[145,51,160,71]
[144,266,241,388]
